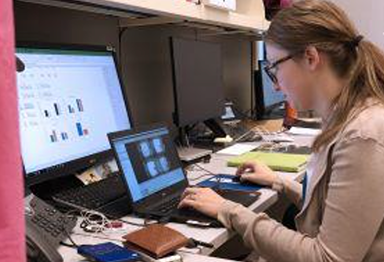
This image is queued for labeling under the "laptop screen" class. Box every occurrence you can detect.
[111,126,185,202]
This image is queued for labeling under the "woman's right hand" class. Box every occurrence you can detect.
[236,161,278,187]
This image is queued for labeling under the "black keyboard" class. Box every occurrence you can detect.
[154,197,181,214]
[153,188,260,216]
[52,174,127,211]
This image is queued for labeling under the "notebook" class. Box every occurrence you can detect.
[227,152,309,172]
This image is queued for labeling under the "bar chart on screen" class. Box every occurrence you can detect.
[16,48,133,174]
[17,70,94,147]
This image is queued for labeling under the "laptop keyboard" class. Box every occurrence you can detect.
[153,197,181,214]
[152,188,260,216]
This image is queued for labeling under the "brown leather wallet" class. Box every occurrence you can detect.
[122,224,189,258]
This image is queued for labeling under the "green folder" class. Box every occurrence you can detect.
[227,152,309,172]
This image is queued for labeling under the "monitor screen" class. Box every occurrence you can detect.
[16,46,132,182]
[110,126,185,202]
[171,38,225,126]
[260,60,286,108]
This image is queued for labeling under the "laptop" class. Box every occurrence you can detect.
[108,124,260,227]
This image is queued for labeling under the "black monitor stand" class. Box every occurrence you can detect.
[176,119,230,164]
[177,127,212,164]
[257,102,286,120]
[203,118,227,138]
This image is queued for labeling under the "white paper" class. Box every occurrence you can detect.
[288,127,321,136]
[217,143,258,156]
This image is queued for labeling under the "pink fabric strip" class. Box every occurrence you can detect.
[0,0,26,261]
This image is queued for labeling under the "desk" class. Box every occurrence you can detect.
[59,128,313,262]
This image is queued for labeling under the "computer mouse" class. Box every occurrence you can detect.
[231,176,255,186]
[232,176,241,183]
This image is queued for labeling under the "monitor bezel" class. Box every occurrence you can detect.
[16,42,134,187]
[169,37,226,127]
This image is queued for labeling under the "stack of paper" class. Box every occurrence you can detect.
[216,144,258,156]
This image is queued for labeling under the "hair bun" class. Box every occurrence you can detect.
[351,35,364,47]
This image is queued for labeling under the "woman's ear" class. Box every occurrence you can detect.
[303,46,321,71]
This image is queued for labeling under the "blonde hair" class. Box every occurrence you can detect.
[265,0,384,151]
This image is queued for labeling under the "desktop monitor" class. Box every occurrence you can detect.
[260,60,286,108]
[254,41,286,119]
[16,44,133,186]
[170,38,225,127]
[255,60,286,119]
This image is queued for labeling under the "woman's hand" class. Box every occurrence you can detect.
[236,161,278,187]
[178,187,226,218]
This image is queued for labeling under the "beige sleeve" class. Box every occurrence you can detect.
[217,137,384,262]
[272,173,303,208]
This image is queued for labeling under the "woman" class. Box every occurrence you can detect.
[179,1,384,261]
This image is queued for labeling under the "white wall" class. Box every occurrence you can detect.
[330,0,384,50]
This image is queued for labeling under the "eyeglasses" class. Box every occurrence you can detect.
[264,54,293,84]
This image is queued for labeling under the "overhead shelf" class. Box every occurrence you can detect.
[18,0,269,33]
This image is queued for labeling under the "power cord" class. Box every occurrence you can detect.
[60,209,81,249]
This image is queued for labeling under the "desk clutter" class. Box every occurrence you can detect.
[26,194,217,262]
[24,121,317,262]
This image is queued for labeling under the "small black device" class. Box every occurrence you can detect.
[108,124,260,227]
[26,196,77,262]
[77,242,142,262]
[231,176,241,183]
[231,176,258,186]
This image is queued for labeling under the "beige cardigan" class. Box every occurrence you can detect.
[218,100,384,262]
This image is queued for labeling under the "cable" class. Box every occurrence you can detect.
[65,204,150,228]
[118,27,129,73]
[192,163,224,190]
[193,163,217,176]
[187,163,217,182]
[78,209,154,233]
[232,125,264,143]
[58,209,82,248]
[228,100,254,120]
[72,232,123,242]
[80,209,111,233]
[60,241,76,249]
[187,173,213,182]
